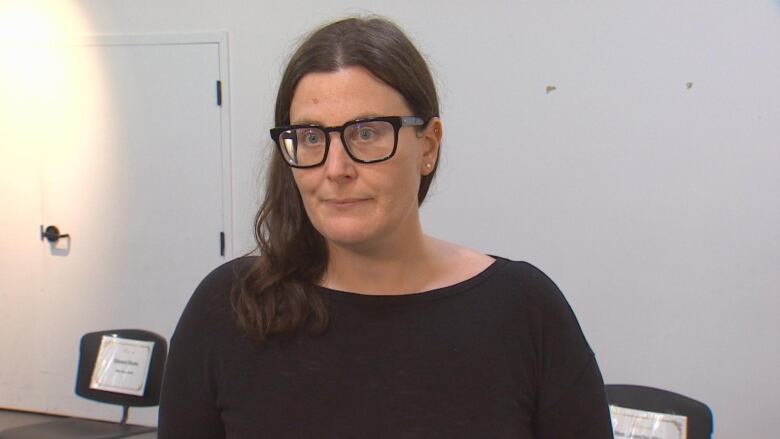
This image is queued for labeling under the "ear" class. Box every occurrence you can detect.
[419,117,442,176]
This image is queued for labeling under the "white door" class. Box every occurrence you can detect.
[0,38,229,426]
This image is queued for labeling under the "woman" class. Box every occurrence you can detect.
[159,16,613,438]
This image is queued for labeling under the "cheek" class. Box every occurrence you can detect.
[398,143,424,196]
[291,171,313,196]
[380,159,422,208]
[290,172,317,215]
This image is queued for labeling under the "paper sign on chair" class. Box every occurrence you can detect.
[610,405,688,439]
[89,336,155,397]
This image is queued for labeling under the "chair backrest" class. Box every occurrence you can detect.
[75,329,167,407]
[605,384,713,439]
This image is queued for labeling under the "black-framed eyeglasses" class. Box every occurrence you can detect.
[269,116,426,168]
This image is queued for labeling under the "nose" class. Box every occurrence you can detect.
[323,132,356,180]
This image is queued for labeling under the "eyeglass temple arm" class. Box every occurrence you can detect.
[400,116,425,127]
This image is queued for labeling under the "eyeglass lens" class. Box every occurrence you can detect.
[278,120,396,167]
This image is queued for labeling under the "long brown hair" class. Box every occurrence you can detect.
[232,16,441,341]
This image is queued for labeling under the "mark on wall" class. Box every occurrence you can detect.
[545,85,557,94]
[686,82,693,90]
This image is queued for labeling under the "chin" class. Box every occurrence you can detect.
[316,222,381,249]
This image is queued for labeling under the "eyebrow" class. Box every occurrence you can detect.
[290,113,384,126]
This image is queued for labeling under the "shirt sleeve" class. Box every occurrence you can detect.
[522,263,614,438]
[157,264,230,438]
[536,355,614,437]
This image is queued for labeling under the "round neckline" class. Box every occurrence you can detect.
[320,256,508,305]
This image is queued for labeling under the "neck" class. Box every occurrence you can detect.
[322,229,443,295]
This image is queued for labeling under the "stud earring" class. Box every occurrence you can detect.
[426,163,432,169]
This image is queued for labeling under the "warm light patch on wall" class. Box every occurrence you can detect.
[0,0,107,233]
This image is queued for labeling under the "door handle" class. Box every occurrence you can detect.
[40,225,70,243]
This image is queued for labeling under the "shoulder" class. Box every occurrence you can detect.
[191,256,257,302]
[490,257,594,354]
[430,238,570,312]
[490,258,568,305]
[490,257,552,283]
[174,256,259,334]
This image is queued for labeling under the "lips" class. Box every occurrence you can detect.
[323,197,371,207]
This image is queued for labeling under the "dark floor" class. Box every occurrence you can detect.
[0,409,156,438]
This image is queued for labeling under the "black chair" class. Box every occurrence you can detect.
[606,384,714,439]
[0,329,167,439]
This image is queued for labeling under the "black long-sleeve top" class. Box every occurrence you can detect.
[159,256,613,438]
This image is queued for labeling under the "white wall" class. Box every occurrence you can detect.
[7,1,780,437]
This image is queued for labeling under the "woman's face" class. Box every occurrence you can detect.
[289,66,440,252]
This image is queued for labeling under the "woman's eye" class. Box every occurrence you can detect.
[301,130,323,145]
[357,129,375,141]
